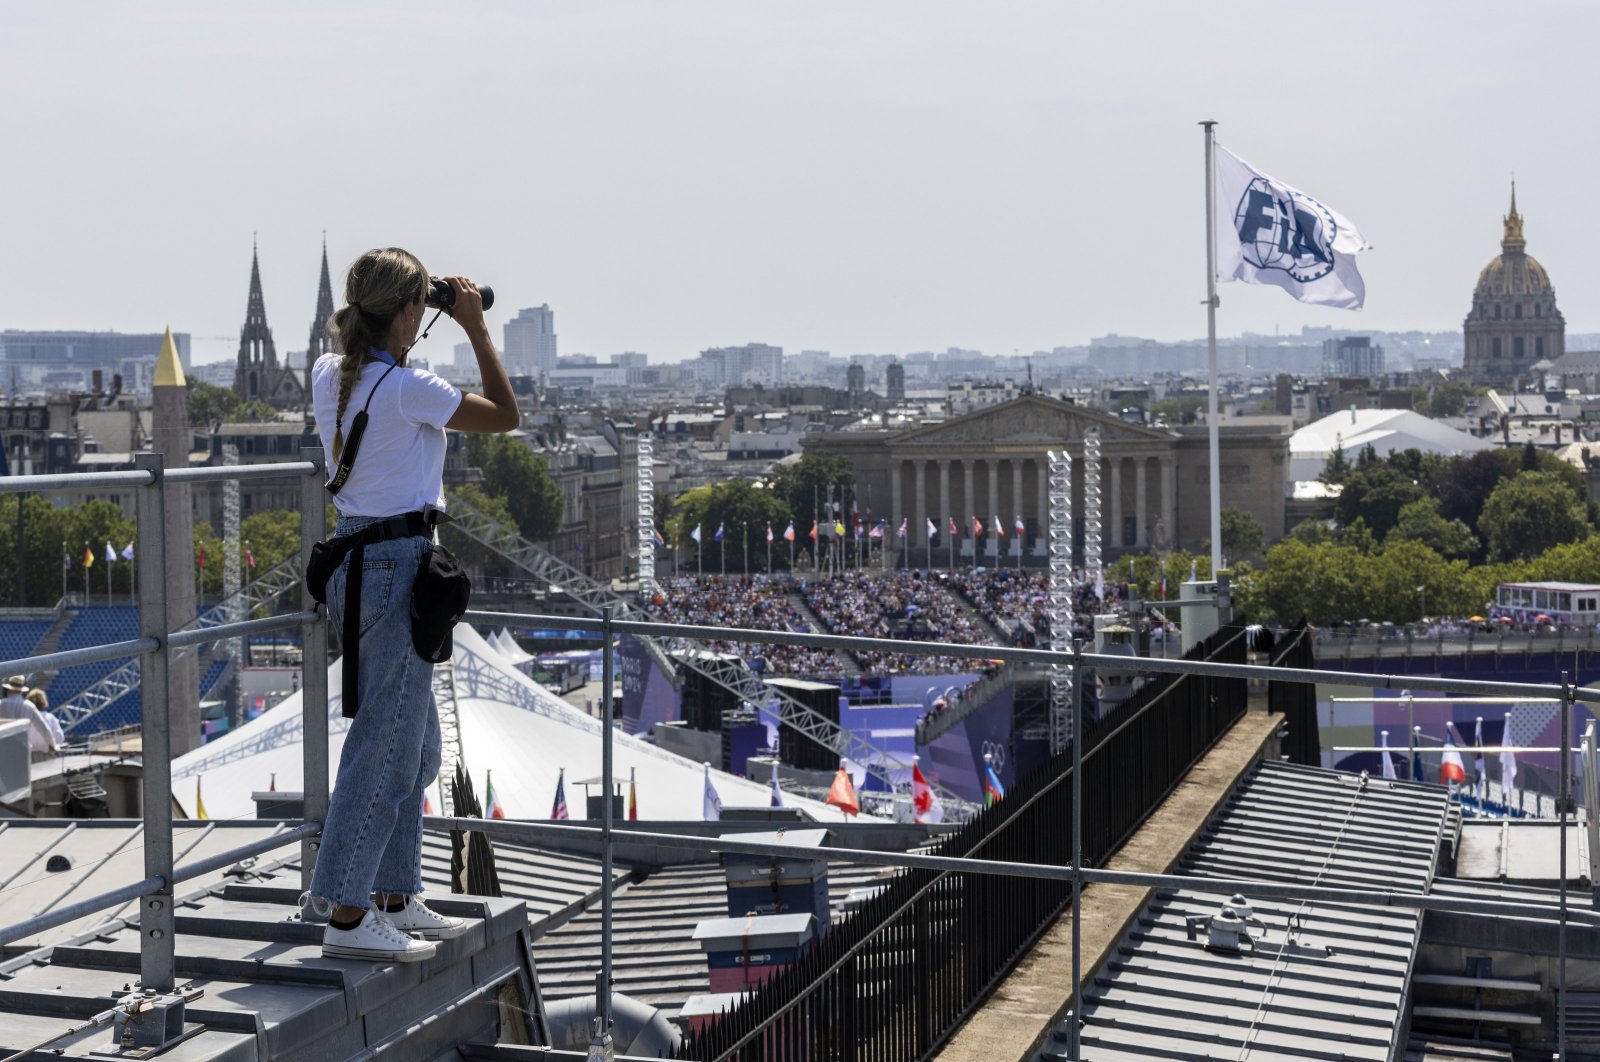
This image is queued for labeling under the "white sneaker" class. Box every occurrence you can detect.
[322,910,437,962]
[380,896,470,940]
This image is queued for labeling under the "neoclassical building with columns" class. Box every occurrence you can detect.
[803,394,1287,565]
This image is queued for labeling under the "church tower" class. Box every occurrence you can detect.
[1462,183,1566,384]
[233,239,281,403]
[305,235,337,415]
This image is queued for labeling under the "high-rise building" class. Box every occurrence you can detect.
[0,330,191,392]
[1320,337,1384,377]
[1463,184,1565,384]
[504,305,557,375]
[698,343,783,388]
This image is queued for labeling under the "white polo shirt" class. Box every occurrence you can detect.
[311,351,462,517]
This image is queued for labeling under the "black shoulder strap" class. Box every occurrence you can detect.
[325,359,402,495]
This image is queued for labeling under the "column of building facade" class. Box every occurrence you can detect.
[1012,459,1024,557]
[986,457,1000,556]
[938,459,952,553]
[890,459,903,551]
[962,460,976,554]
[915,459,928,549]
[1161,457,1175,550]
[1135,456,1148,548]
[1109,456,1123,551]
[1036,455,1049,554]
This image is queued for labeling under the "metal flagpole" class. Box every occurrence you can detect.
[106,546,112,604]
[83,544,89,602]
[1202,119,1223,576]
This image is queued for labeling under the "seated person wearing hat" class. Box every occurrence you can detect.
[1,675,59,754]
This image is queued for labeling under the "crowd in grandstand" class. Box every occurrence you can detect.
[646,575,847,678]
[797,570,986,673]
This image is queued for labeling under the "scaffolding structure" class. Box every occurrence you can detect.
[222,443,242,727]
[1082,426,1102,591]
[1047,447,1075,754]
[636,431,655,601]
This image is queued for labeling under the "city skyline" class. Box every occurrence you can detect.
[5,2,1598,366]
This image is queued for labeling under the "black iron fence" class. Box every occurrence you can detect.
[676,623,1249,1061]
[1269,622,1321,767]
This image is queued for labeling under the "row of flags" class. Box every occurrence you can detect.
[1378,716,1519,803]
[673,514,1040,546]
[61,541,259,569]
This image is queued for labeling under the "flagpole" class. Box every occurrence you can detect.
[1202,118,1223,576]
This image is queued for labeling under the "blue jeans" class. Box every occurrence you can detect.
[309,526,441,909]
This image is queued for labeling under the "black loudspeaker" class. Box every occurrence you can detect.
[769,679,842,772]
[683,665,742,732]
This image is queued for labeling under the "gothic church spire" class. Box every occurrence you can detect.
[233,236,280,403]
[306,233,337,414]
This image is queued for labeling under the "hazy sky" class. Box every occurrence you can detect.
[4,2,1596,366]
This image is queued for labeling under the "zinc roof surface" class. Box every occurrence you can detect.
[1055,761,1449,1062]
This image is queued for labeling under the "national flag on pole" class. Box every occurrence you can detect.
[769,761,784,808]
[1014,515,1025,536]
[105,541,117,564]
[195,776,209,820]
[245,543,256,569]
[826,764,859,818]
[1094,568,1105,602]
[1379,730,1397,781]
[766,523,773,543]
[486,770,507,819]
[628,766,638,821]
[834,520,846,537]
[808,522,819,541]
[120,542,134,561]
[1159,562,1167,600]
[703,764,723,821]
[949,517,957,536]
[1412,728,1424,783]
[196,545,205,569]
[1473,716,1487,803]
[63,551,70,571]
[984,760,1006,807]
[654,527,666,546]
[897,518,907,538]
[783,523,795,542]
[912,758,943,824]
[83,546,94,569]
[714,523,724,543]
[550,768,568,819]
[971,517,983,537]
[690,523,702,544]
[869,520,884,539]
[1439,727,1467,785]
[1500,712,1519,796]
[1213,142,1372,310]
[992,515,1004,537]
[927,517,937,539]
[422,789,434,815]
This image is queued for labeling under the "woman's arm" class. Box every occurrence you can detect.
[441,276,519,434]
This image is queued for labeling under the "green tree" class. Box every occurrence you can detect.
[1320,442,1350,486]
[668,480,792,572]
[1288,519,1334,546]
[1150,395,1207,426]
[1479,471,1593,561]
[440,484,520,578]
[766,451,854,542]
[1333,466,1425,541]
[186,380,281,426]
[465,435,565,541]
[1386,497,1478,559]
[1414,380,1474,418]
[240,510,304,574]
[1219,506,1264,564]
[1251,539,1371,625]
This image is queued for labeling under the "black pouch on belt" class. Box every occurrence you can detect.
[410,542,472,664]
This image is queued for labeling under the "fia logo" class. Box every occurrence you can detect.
[1233,177,1338,283]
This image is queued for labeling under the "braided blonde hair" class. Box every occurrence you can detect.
[327,247,428,459]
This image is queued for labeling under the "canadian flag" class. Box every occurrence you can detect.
[912,759,943,824]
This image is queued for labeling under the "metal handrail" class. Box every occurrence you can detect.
[0,821,320,947]
[464,608,1600,705]
[0,611,319,676]
[0,461,320,495]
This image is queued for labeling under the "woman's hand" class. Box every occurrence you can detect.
[444,276,487,334]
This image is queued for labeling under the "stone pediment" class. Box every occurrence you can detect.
[893,395,1173,449]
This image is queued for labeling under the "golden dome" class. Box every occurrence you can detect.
[1474,181,1555,297]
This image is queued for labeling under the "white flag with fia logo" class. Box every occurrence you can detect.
[1213,143,1372,309]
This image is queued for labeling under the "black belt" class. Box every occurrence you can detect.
[333,510,439,717]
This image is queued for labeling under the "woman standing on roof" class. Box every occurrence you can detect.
[304,248,518,962]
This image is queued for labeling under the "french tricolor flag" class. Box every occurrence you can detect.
[1439,726,1467,785]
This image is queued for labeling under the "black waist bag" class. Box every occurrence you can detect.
[411,542,472,664]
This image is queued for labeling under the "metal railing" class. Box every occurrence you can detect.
[0,451,329,994]
[1,461,1596,1059]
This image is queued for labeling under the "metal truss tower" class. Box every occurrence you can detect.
[1082,427,1103,592]
[222,444,243,727]
[636,432,655,601]
[1047,449,1075,754]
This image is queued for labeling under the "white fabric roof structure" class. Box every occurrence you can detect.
[1289,407,1496,484]
[171,624,870,822]
[491,628,536,665]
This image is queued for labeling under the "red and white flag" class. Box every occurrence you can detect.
[550,768,568,820]
[487,770,508,820]
[1439,727,1467,785]
[911,758,943,824]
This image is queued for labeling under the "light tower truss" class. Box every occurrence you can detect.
[636,431,656,601]
[1047,449,1075,755]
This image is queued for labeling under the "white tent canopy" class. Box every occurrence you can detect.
[172,624,871,823]
[1289,408,1496,485]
